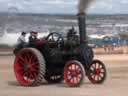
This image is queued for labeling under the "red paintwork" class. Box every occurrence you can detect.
[64,63,82,87]
[36,39,47,45]
[88,62,105,83]
[14,49,39,86]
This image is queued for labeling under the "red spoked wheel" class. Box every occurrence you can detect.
[64,60,85,87]
[87,60,107,84]
[14,48,45,86]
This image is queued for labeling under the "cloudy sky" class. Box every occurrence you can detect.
[1,0,128,14]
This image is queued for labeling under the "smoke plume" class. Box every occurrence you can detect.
[78,0,94,14]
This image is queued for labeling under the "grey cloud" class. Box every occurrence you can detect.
[0,0,128,14]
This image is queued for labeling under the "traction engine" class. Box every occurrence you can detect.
[13,13,107,87]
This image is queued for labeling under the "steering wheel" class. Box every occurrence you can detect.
[46,32,64,49]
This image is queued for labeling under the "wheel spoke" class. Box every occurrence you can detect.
[26,76,30,81]
[98,63,101,69]
[24,71,29,77]
[98,76,101,81]
[67,74,72,80]
[99,64,102,68]
[68,66,72,71]
[25,71,30,77]
[32,68,39,72]
[99,73,104,78]
[28,55,34,64]
[92,64,96,69]
[93,74,97,80]
[72,78,74,83]
[30,72,35,79]
[24,56,29,63]
[71,64,74,70]
[33,65,39,70]
[78,74,82,79]
[28,72,33,79]
[31,62,39,66]
[18,60,25,67]
[75,64,78,70]
[77,68,82,74]
[18,56,25,62]
[100,68,105,73]
[20,69,27,75]
[73,77,77,84]
[76,76,79,83]
[95,75,98,81]
[90,66,94,71]
[31,56,37,63]
[33,72,37,78]
[96,63,99,69]
[26,52,31,60]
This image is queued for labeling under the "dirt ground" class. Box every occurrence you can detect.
[0,54,128,96]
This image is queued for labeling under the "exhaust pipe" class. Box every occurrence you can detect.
[77,13,86,44]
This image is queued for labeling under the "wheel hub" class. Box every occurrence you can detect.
[24,64,31,71]
[71,71,79,77]
[96,68,100,75]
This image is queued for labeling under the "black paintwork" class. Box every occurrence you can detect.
[14,15,94,76]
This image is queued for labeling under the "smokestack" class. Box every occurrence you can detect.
[77,13,86,44]
[77,0,94,44]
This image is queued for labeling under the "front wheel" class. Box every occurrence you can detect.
[87,60,107,84]
[64,60,85,87]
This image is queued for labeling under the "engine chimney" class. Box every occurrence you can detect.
[77,13,86,44]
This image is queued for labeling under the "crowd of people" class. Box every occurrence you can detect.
[17,31,38,48]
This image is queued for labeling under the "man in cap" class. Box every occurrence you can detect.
[29,31,38,46]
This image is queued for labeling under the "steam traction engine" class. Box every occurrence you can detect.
[14,14,107,87]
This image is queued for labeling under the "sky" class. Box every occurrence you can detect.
[0,0,128,14]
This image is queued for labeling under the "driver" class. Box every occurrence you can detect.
[29,31,38,45]
[67,27,78,41]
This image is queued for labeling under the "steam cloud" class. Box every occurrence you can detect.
[78,0,94,14]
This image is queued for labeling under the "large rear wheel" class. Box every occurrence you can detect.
[64,60,85,87]
[87,60,107,84]
[14,48,46,86]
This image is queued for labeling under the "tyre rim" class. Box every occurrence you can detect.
[64,63,82,86]
[14,49,39,86]
[88,62,105,83]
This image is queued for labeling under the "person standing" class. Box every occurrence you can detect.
[17,32,26,48]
